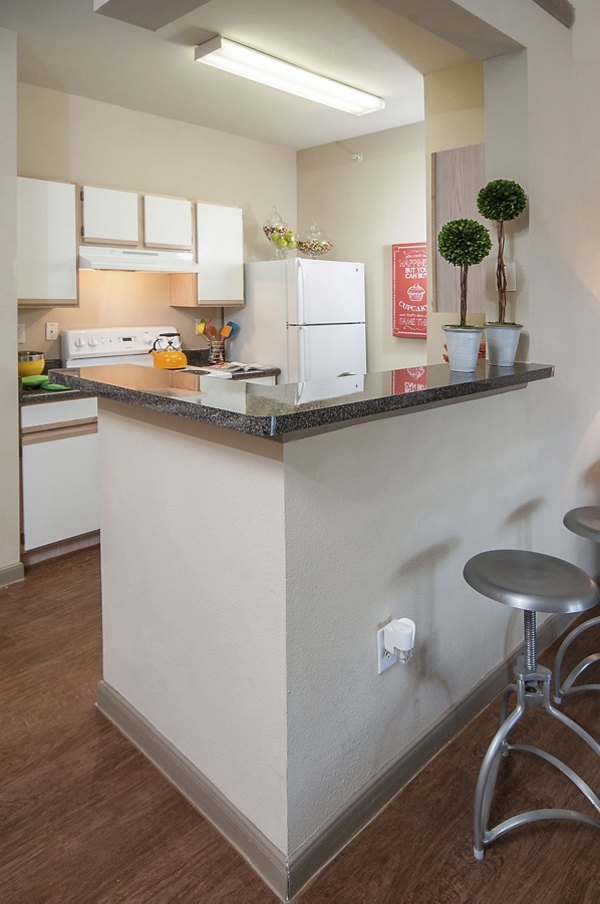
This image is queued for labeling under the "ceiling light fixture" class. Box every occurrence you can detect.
[194,36,385,116]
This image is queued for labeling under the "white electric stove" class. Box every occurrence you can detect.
[61,325,179,368]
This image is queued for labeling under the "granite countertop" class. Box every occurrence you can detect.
[48,361,554,439]
[19,349,215,405]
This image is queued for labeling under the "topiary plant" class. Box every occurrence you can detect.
[437,219,492,327]
[476,179,527,324]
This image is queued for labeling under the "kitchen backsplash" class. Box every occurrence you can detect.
[18,270,221,358]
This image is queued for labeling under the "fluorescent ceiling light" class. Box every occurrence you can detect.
[194,36,385,116]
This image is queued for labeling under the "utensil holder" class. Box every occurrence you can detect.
[207,337,226,365]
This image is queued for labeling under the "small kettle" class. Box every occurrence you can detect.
[149,333,188,370]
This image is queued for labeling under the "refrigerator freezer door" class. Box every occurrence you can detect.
[287,323,367,382]
[289,260,365,325]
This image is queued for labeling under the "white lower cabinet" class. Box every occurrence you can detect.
[20,398,99,551]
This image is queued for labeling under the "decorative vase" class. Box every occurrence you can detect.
[442,326,484,373]
[485,323,522,366]
[297,223,334,258]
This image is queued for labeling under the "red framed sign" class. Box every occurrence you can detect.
[392,242,428,339]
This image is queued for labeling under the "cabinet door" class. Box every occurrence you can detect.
[17,177,77,304]
[81,185,139,244]
[196,203,244,304]
[144,195,193,249]
[21,399,99,551]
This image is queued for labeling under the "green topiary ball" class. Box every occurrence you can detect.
[437,219,492,267]
[476,179,527,223]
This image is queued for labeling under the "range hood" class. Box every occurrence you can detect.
[78,245,200,273]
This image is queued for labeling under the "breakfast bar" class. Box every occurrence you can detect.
[52,360,553,437]
[51,361,554,899]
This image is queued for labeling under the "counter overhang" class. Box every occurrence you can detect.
[49,362,555,438]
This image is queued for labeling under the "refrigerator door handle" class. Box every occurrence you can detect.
[298,326,306,382]
[297,260,306,325]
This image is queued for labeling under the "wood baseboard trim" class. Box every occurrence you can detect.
[96,613,575,900]
[96,681,290,901]
[0,560,25,588]
[21,531,100,566]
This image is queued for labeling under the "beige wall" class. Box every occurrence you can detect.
[298,122,427,373]
[17,84,297,357]
[0,28,23,586]
[424,60,485,158]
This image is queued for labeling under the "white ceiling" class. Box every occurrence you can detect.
[0,0,474,150]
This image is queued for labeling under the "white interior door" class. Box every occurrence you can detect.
[288,323,366,382]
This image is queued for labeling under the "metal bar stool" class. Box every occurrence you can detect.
[554,506,600,704]
[464,549,600,860]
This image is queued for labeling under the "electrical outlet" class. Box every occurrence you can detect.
[45,322,59,341]
[377,625,398,674]
[17,323,25,344]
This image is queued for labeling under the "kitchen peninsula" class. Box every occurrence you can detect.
[52,361,553,899]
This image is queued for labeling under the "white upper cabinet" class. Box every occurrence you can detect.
[144,195,193,249]
[17,177,77,304]
[196,203,244,304]
[81,185,139,244]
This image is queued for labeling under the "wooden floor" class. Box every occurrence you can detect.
[1,548,599,903]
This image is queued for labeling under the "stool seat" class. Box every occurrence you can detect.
[564,506,600,543]
[464,549,599,614]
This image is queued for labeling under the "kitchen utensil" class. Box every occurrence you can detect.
[18,351,45,378]
[149,333,188,369]
[225,321,240,338]
[21,374,70,391]
[22,374,49,388]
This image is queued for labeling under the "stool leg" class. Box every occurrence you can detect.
[498,684,518,727]
[474,696,525,860]
[553,615,600,704]
[543,683,600,758]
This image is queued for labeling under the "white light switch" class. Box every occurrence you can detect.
[17,323,25,344]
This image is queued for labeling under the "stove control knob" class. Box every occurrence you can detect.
[88,337,98,347]
[74,337,84,347]
[143,332,154,345]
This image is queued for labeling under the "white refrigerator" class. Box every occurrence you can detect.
[233,259,367,383]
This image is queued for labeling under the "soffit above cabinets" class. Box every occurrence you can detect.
[93,0,211,32]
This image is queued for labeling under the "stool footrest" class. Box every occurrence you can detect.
[481,808,600,852]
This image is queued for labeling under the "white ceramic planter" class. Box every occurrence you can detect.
[485,323,522,366]
[442,326,484,373]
